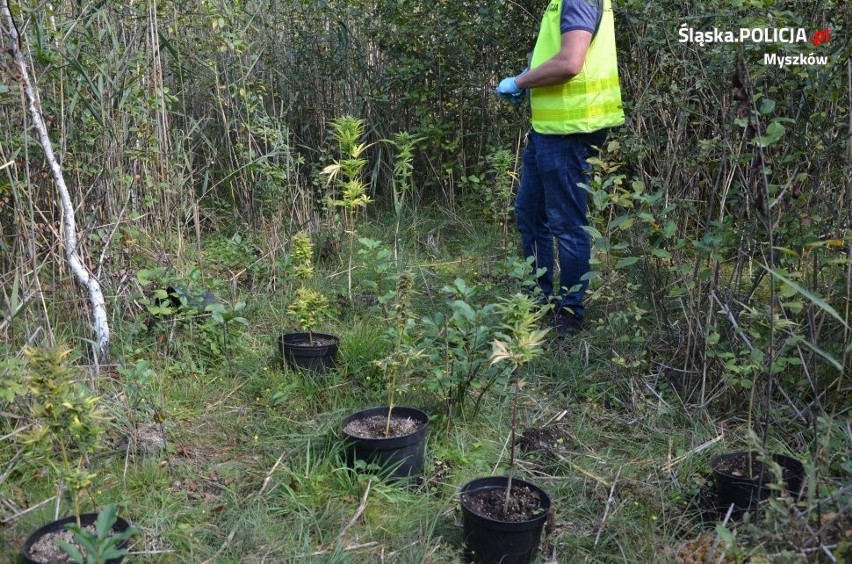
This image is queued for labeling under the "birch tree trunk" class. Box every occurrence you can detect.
[2,2,111,361]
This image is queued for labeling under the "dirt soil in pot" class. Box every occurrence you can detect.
[462,483,545,522]
[28,523,97,564]
[713,456,767,480]
[343,414,424,439]
[285,334,338,347]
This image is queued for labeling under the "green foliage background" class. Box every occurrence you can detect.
[0,0,849,560]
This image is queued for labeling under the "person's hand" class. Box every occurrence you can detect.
[497,76,522,97]
[496,75,526,105]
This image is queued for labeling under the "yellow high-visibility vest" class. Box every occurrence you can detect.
[530,0,625,134]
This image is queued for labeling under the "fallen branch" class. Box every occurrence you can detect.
[554,453,610,488]
[299,541,379,558]
[334,479,371,546]
[594,468,621,546]
[201,524,238,564]
[706,503,735,564]
[1,495,56,525]
[258,451,288,496]
[662,434,724,472]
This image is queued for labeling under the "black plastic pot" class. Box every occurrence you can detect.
[279,332,339,373]
[22,513,132,564]
[710,451,804,514]
[341,406,429,480]
[459,476,551,564]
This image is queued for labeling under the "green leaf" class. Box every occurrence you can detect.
[55,540,85,563]
[793,336,843,372]
[102,547,130,559]
[146,304,173,316]
[754,121,785,147]
[582,225,603,239]
[759,98,776,114]
[609,215,635,231]
[96,504,118,538]
[667,286,688,297]
[451,300,476,321]
[764,267,849,330]
[715,522,735,546]
[615,256,640,269]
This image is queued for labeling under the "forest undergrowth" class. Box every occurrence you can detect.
[1,0,850,562]
[1,211,848,562]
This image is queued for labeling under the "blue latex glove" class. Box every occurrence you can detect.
[497,76,522,97]
[496,75,525,105]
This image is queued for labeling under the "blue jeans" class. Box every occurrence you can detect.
[515,130,606,318]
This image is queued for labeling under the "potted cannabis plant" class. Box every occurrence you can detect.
[459,294,551,564]
[15,347,139,563]
[279,232,339,372]
[23,504,138,564]
[321,115,373,304]
[709,450,804,517]
[341,271,430,481]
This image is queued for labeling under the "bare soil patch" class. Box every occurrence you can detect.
[517,426,572,455]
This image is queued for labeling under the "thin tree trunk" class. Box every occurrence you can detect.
[503,368,520,515]
[2,2,111,361]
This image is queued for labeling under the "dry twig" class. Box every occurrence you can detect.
[334,479,372,546]
[594,468,621,546]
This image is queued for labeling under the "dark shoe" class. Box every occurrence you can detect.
[553,310,583,337]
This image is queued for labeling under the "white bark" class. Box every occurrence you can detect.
[2,2,110,360]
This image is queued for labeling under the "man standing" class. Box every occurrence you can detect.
[497,0,625,336]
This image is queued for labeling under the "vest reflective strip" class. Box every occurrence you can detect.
[532,99,623,122]
[535,76,622,98]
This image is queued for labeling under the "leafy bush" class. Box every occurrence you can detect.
[416,278,507,420]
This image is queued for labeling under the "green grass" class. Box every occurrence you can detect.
[1,218,849,563]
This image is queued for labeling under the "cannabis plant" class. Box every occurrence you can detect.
[59,504,140,564]
[485,149,519,251]
[373,271,425,435]
[386,131,422,260]
[287,287,333,346]
[489,294,548,511]
[322,115,372,232]
[292,231,314,279]
[18,347,108,524]
[287,229,333,344]
[321,116,373,303]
